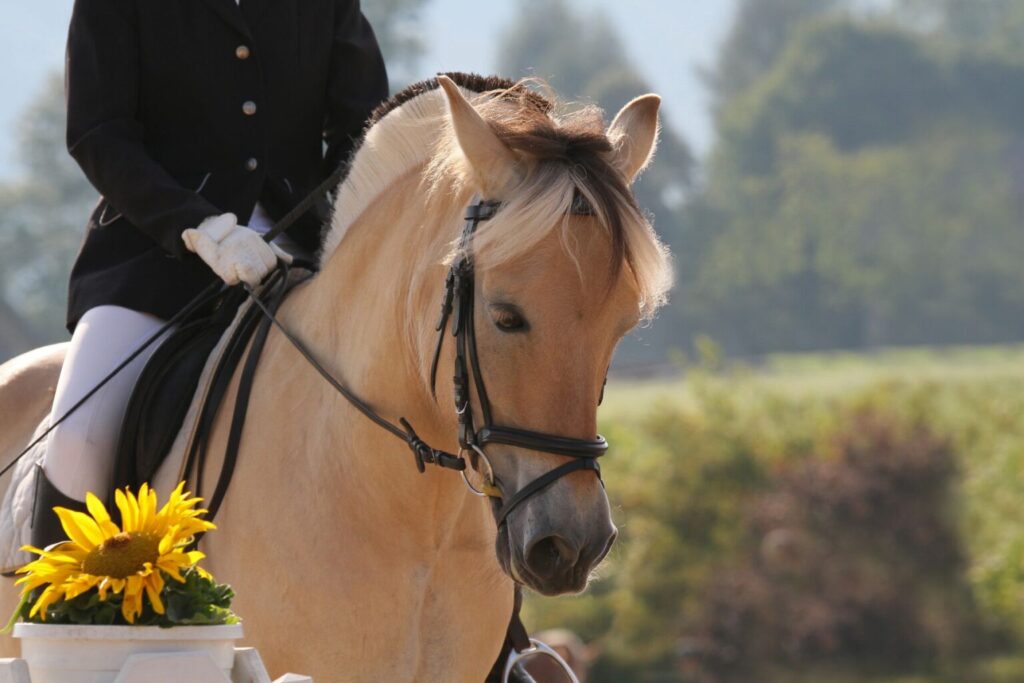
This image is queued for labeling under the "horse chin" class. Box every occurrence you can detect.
[494,520,513,575]
[493,519,533,588]
[514,561,591,596]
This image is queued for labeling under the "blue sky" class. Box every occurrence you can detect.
[0,0,735,179]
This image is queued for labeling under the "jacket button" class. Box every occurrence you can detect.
[245,157,259,171]
[235,45,250,60]
[242,100,257,116]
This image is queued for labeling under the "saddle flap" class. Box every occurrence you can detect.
[112,289,247,500]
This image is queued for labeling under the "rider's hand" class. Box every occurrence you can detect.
[181,213,283,287]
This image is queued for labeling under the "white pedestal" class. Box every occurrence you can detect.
[0,649,311,683]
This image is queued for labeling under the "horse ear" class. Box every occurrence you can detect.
[607,94,661,183]
[437,75,521,196]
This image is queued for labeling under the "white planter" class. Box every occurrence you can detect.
[13,623,243,683]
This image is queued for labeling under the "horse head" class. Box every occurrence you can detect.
[421,76,671,595]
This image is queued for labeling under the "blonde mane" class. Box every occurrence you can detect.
[322,74,672,320]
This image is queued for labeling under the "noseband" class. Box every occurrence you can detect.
[428,197,609,526]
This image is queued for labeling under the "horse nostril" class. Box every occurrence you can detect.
[525,535,580,581]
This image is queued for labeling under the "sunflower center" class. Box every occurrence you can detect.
[81,532,161,579]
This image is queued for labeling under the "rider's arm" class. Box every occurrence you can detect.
[65,0,221,259]
[322,0,390,175]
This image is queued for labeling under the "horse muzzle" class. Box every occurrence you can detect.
[500,492,618,596]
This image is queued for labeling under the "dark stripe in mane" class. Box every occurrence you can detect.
[365,72,554,129]
[335,73,555,197]
[345,73,648,290]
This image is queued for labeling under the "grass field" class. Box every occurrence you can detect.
[602,344,1024,420]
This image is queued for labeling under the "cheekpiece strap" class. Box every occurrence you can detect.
[465,200,502,221]
[570,190,594,216]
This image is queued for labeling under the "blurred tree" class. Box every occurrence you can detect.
[682,19,1024,355]
[0,296,38,360]
[495,0,695,365]
[894,0,1024,60]
[703,0,843,112]
[363,0,432,87]
[0,74,94,357]
[495,0,693,213]
[715,20,1024,176]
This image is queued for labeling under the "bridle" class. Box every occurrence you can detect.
[428,196,608,526]
[246,195,608,529]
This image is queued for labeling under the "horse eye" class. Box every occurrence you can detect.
[491,306,527,332]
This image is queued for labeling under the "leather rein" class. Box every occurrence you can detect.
[243,196,608,529]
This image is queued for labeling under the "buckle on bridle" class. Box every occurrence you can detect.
[399,417,466,473]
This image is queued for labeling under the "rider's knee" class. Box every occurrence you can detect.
[45,411,111,468]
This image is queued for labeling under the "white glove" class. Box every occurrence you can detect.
[182,213,285,287]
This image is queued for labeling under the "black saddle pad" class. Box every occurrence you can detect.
[111,288,248,500]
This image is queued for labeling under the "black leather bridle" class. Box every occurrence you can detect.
[428,197,608,526]
[245,196,608,528]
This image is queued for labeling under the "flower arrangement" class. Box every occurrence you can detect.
[8,482,238,628]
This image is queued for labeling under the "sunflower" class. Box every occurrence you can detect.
[15,482,215,624]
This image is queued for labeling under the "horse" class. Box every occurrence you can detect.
[0,73,670,681]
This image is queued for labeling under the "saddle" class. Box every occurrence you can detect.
[111,270,297,509]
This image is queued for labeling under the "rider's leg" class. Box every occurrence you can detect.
[32,305,169,546]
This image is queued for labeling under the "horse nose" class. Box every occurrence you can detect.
[525,534,580,584]
[522,524,617,593]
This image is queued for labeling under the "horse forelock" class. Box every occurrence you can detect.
[429,87,672,323]
[321,72,672,343]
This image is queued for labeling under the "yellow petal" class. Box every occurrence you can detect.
[64,576,100,601]
[144,577,165,614]
[116,489,138,532]
[157,482,187,519]
[29,585,63,620]
[137,484,152,530]
[121,575,144,623]
[54,508,103,550]
[17,544,83,565]
[85,493,120,539]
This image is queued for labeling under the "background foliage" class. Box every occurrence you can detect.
[529,347,1024,681]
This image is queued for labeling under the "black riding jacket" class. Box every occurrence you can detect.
[64,0,388,331]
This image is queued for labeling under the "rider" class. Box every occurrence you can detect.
[33,0,388,548]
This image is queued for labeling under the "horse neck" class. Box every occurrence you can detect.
[279,170,483,543]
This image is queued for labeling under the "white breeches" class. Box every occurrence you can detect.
[44,209,296,501]
[43,305,172,500]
